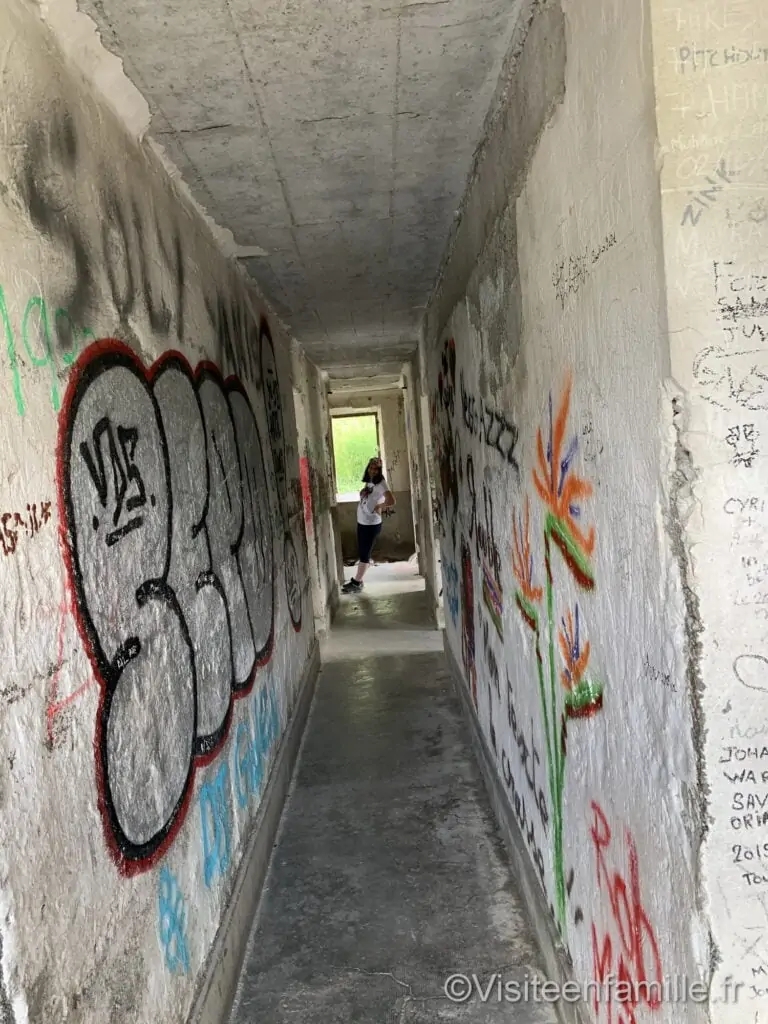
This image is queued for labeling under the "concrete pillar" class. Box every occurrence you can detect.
[402,362,426,576]
[291,377,323,634]
[291,343,340,633]
[651,3,768,1013]
[415,338,444,627]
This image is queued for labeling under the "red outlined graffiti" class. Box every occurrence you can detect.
[57,339,278,876]
[589,801,663,1024]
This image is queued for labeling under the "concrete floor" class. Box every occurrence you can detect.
[228,565,557,1023]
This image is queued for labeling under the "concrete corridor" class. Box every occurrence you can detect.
[1,1,764,1021]
[228,565,555,1023]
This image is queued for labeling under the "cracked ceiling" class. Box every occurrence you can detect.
[79,0,519,369]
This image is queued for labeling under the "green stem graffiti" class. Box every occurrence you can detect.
[515,512,601,934]
[535,624,555,844]
[544,523,566,928]
[510,380,605,936]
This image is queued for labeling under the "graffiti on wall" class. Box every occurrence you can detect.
[431,342,506,631]
[481,616,500,754]
[284,532,302,632]
[260,320,289,525]
[589,801,663,1022]
[432,337,460,545]
[443,557,460,625]
[502,679,549,887]
[157,866,190,975]
[19,109,186,345]
[1,499,53,557]
[299,456,314,535]
[14,106,266,439]
[460,369,520,475]
[199,676,281,887]
[726,423,760,468]
[0,285,95,417]
[45,599,97,744]
[460,538,477,707]
[58,338,278,875]
[511,377,604,930]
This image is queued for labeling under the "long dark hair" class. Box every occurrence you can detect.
[362,458,384,485]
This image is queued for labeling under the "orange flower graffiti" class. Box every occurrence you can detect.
[511,496,543,604]
[532,377,595,558]
[558,606,591,692]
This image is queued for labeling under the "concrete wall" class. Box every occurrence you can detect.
[329,389,417,562]
[417,339,444,625]
[402,362,427,575]
[423,0,709,1019]
[0,2,314,1021]
[651,1,768,1017]
[292,346,339,632]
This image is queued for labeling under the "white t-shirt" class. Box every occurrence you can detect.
[357,479,388,526]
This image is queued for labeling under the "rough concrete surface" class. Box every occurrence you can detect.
[650,0,768,1014]
[0,3,315,1022]
[423,0,710,1020]
[73,0,524,365]
[229,570,556,1022]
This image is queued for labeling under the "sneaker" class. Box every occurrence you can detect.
[342,579,363,594]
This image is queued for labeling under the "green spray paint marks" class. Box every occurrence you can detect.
[0,287,22,416]
[511,377,603,932]
[0,285,94,416]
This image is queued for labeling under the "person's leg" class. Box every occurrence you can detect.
[357,523,382,580]
[343,524,380,591]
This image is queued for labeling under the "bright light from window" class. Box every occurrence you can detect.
[332,414,379,499]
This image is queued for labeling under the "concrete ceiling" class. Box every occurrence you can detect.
[79,0,519,368]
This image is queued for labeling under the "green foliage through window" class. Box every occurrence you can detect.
[332,414,379,495]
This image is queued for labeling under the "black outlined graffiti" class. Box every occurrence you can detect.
[259,320,288,525]
[460,371,520,476]
[284,533,302,631]
[206,288,258,387]
[58,339,276,874]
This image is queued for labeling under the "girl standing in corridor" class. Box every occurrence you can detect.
[341,456,395,593]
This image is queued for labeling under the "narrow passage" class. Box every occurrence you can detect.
[230,565,556,1022]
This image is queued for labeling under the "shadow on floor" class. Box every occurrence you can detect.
[228,566,556,1023]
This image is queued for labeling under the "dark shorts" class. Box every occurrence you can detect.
[357,522,382,563]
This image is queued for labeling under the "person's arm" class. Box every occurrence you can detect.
[375,489,396,513]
